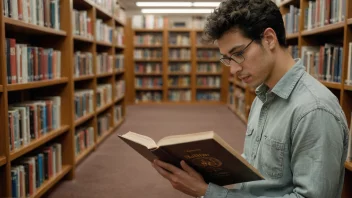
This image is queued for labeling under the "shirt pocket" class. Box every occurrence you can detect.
[260,136,285,179]
[243,127,254,160]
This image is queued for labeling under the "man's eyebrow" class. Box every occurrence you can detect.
[220,44,244,56]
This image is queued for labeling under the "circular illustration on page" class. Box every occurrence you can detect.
[192,157,222,168]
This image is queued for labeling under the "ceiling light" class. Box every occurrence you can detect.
[136,2,192,7]
[192,2,221,7]
[141,9,213,13]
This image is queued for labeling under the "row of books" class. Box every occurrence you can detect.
[196,91,220,101]
[97,113,111,137]
[169,63,191,73]
[115,27,124,46]
[8,97,61,152]
[134,49,162,59]
[114,105,123,124]
[301,44,343,83]
[169,49,191,59]
[135,63,162,74]
[169,34,190,46]
[114,2,126,24]
[283,5,300,34]
[3,0,61,30]
[95,19,113,43]
[346,43,352,85]
[135,77,163,88]
[92,0,115,15]
[135,91,162,103]
[115,80,125,99]
[168,77,191,86]
[75,126,94,157]
[234,88,246,115]
[73,10,93,39]
[6,38,62,84]
[115,54,124,71]
[197,50,221,59]
[74,52,93,77]
[11,143,62,198]
[132,15,164,29]
[168,90,191,102]
[197,77,221,87]
[288,45,299,59]
[304,0,346,31]
[97,53,113,74]
[197,63,222,73]
[96,84,112,108]
[134,34,163,45]
[192,16,206,29]
[74,90,94,120]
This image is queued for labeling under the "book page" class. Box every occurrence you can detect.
[157,131,215,146]
[119,131,157,149]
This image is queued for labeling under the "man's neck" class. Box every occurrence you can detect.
[265,49,296,89]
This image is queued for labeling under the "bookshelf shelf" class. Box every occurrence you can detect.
[168,86,191,89]
[348,18,352,25]
[75,145,95,165]
[96,40,113,47]
[74,75,95,82]
[196,59,220,62]
[0,156,6,167]
[168,72,191,75]
[169,59,192,62]
[320,81,342,90]
[31,165,72,198]
[344,85,352,91]
[97,128,114,145]
[115,18,125,26]
[115,70,125,75]
[115,95,125,103]
[135,73,163,76]
[279,0,299,7]
[169,45,191,48]
[115,45,125,49]
[134,59,162,62]
[197,72,222,76]
[286,32,299,39]
[301,22,345,36]
[135,87,163,91]
[96,102,113,114]
[168,28,191,32]
[345,162,352,172]
[74,112,95,127]
[73,35,94,43]
[196,86,221,89]
[9,125,70,162]
[196,101,223,104]
[134,45,162,48]
[196,45,218,49]
[7,78,69,92]
[96,72,114,78]
[95,5,113,19]
[4,17,67,36]
[133,29,163,32]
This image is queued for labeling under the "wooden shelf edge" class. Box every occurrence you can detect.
[96,41,113,47]
[96,72,114,78]
[168,86,191,89]
[279,0,295,7]
[74,112,95,127]
[196,86,221,89]
[302,22,345,36]
[197,72,222,75]
[115,45,125,49]
[196,45,218,49]
[169,59,191,62]
[168,72,191,75]
[169,45,191,48]
[10,125,70,161]
[115,18,125,26]
[133,29,164,32]
[96,102,113,114]
[134,59,163,62]
[286,32,299,39]
[344,84,352,91]
[32,165,72,198]
[75,145,95,165]
[320,81,342,89]
[0,156,6,167]
[227,104,235,114]
[134,45,162,48]
[345,161,352,171]
[135,73,163,76]
[196,59,220,62]
[134,101,224,105]
[74,75,95,81]
[135,87,163,91]
[115,70,125,75]
[96,118,125,146]
[7,78,69,91]
[73,35,94,43]
[348,18,352,25]
[0,85,3,92]
[4,17,67,36]
[115,95,125,103]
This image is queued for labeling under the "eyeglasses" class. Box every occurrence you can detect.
[219,39,254,66]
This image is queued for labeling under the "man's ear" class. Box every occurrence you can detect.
[262,28,277,50]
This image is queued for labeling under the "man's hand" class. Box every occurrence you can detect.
[152,159,208,197]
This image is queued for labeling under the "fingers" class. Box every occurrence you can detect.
[154,159,179,173]
[180,160,204,180]
[152,161,173,180]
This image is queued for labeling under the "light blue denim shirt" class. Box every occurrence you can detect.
[205,59,349,198]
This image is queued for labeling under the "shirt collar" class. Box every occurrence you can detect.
[255,58,305,101]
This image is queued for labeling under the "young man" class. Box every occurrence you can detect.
[152,0,349,197]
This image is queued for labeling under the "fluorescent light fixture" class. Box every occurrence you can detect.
[136,2,192,7]
[192,2,221,7]
[141,8,213,13]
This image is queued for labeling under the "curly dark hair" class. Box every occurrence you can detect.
[202,0,287,48]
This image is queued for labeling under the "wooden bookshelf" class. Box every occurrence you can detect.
[135,73,163,76]
[0,156,6,167]
[301,22,345,36]
[196,45,218,49]
[96,102,113,114]
[97,117,125,146]
[286,32,299,40]
[169,72,192,75]
[75,145,95,165]
[345,85,352,91]
[133,29,163,32]
[320,81,342,90]
[197,72,222,76]
[0,0,127,197]
[134,45,162,48]
[31,165,72,198]
[348,18,352,25]
[9,125,70,161]
[345,162,352,172]
[7,78,69,91]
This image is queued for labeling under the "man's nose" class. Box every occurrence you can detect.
[230,61,242,74]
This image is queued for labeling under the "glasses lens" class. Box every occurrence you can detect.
[231,54,244,64]
[220,58,230,66]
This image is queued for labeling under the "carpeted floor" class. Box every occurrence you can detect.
[46,104,247,198]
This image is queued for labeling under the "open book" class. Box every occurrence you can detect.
[118,131,264,186]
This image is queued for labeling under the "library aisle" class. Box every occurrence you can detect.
[46,105,246,198]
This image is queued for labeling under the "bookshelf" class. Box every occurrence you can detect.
[0,0,127,197]
[125,17,229,104]
[228,0,352,197]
